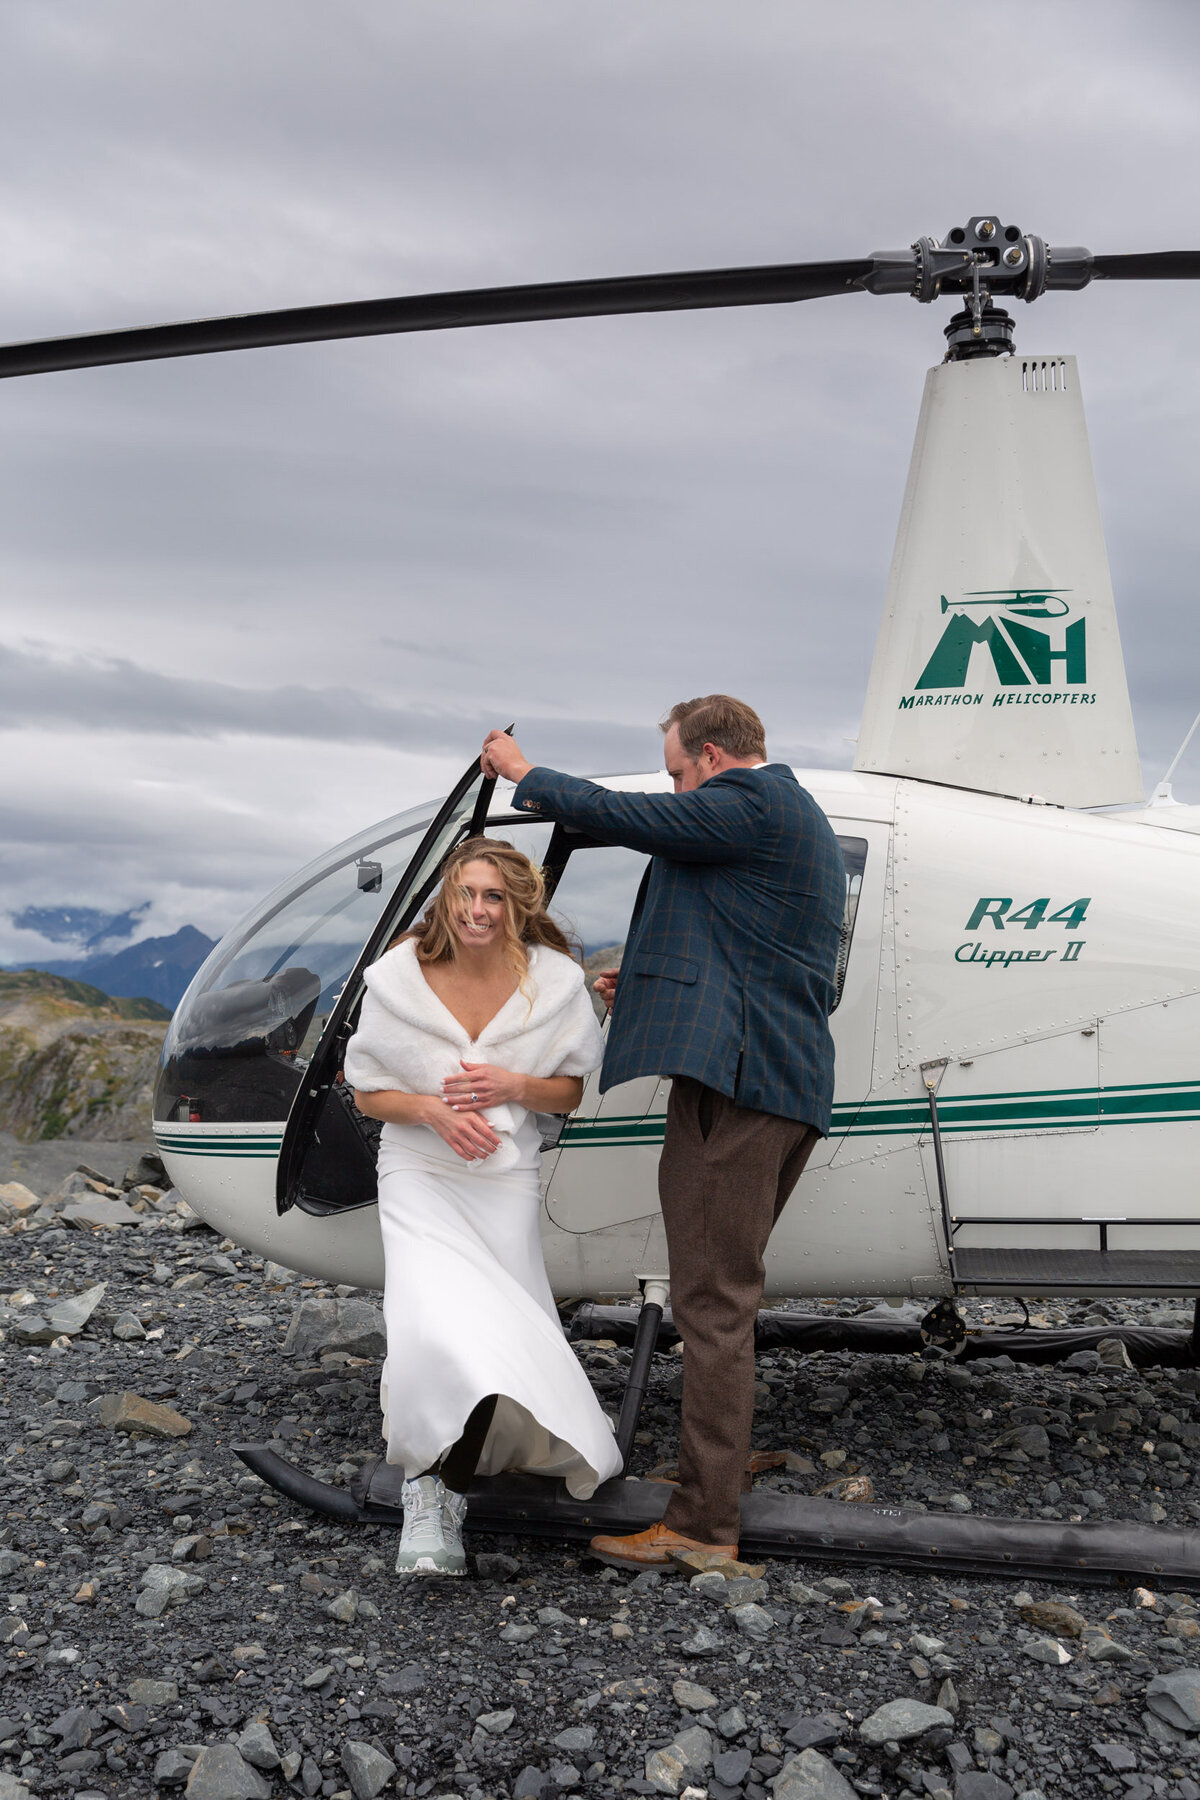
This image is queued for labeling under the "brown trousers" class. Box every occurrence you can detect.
[658,1076,820,1544]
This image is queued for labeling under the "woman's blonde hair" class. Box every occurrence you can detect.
[397,837,576,985]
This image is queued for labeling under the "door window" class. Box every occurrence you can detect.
[835,836,867,1007]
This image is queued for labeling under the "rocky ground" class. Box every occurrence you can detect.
[0,1150,1199,1800]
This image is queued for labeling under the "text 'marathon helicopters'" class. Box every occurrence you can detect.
[7,217,1200,1324]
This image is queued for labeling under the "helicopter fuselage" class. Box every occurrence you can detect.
[155,767,1200,1302]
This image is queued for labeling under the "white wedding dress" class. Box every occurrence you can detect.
[345,940,623,1499]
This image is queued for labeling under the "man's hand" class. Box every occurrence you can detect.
[482,729,533,784]
[592,969,619,1015]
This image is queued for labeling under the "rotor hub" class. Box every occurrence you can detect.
[862,216,1094,355]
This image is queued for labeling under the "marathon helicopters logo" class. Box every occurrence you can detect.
[898,589,1096,710]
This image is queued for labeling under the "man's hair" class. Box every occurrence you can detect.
[660,694,767,762]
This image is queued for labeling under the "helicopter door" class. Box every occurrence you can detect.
[275,754,495,1216]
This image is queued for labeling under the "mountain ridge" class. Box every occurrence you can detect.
[6,923,216,1010]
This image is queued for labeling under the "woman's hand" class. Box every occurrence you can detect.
[420,1095,502,1162]
[442,1060,526,1110]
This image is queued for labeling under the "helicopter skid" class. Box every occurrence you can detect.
[234,1442,1200,1592]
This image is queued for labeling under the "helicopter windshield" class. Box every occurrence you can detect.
[154,796,443,1124]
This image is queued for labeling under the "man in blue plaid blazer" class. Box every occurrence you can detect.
[483,696,844,1564]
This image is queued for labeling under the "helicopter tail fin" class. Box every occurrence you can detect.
[853,353,1142,807]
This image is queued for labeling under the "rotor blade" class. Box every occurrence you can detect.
[0,258,872,380]
[1091,251,1200,281]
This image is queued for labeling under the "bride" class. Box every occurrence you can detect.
[346,836,622,1577]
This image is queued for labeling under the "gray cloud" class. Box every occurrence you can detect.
[2,0,1200,950]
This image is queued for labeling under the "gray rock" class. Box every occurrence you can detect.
[1093,1742,1138,1771]
[859,1698,954,1747]
[136,1563,205,1617]
[302,1665,334,1689]
[783,1717,841,1753]
[645,1724,713,1794]
[673,1679,718,1711]
[195,1252,239,1277]
[500,1621,538,1643]
[9,1313,55,1344]
[680,1623,723,1656]
[384,1663,426,1694]
[714,1746,753,1785]
[512,1769,546,1800]
[953,1775,1015,1800]
[1086,1634,1136,1664]
[1003,1424,1051,1456]
[261,1260,295,1284]
[46,1282,107,1335]
[49,1705,94,1751]
[554,1726,595,1753]
[341,1740,397,1800]
[62,1197,139,1230]
[717,1704,748,1739]
[129,1678,179,1707]
[0,1777,31,1800]
[113,1311,146,1340]
[183,1744,272,1799]
[154,1747,198,1786]
[1145,1668,1200,1732]
[731,1601,775,1638]
[475,1551,520,1581]
[324,1588,358,1623]
[282,1297,386,1361]
[477,1709,515,1735]
[234,1721,280,1769]
[937,1678,960,1715]
[1024,1637,1071,1666]
[773,1748,858,1799]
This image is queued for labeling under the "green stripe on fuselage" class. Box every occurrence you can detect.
[153,1080,1200,1160]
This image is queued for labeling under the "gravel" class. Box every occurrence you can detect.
[1,1153,1200,1797]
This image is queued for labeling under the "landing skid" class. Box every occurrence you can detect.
[234,1443,1200,1592]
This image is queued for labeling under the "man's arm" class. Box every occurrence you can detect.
[512,764,765,862]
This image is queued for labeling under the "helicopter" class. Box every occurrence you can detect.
[8,216,1200,1578]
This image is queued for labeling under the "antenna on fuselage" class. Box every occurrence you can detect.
[1150,705,1200,807]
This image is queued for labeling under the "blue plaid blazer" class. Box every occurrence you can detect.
[512,764,845,1132]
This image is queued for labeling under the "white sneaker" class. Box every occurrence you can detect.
[394,1475,465,1577]
[442,1487,468,1565]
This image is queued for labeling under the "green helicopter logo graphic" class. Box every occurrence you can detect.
[916,589,1086,690]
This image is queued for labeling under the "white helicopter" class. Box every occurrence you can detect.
[8,217,1200,1575]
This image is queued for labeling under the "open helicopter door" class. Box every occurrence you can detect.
[275,753,497,1216]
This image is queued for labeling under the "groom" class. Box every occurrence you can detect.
[482,697,844,1567]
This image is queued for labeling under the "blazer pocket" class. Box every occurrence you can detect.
[629,952,699,985]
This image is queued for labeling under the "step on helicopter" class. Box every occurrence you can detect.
[8,216,1200,1584]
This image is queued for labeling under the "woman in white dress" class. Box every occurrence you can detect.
[345,837,623,1577]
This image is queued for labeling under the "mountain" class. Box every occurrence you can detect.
[19,925,217,1012]
[11,902,150,951]
[0,971,170,1140]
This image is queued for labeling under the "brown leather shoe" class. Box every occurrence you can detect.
[588,1522,738,1570]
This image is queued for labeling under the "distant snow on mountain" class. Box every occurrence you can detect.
[11,902,151,951]
[4,903,216,1011]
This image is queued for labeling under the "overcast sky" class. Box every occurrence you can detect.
[1,0,1199,960]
